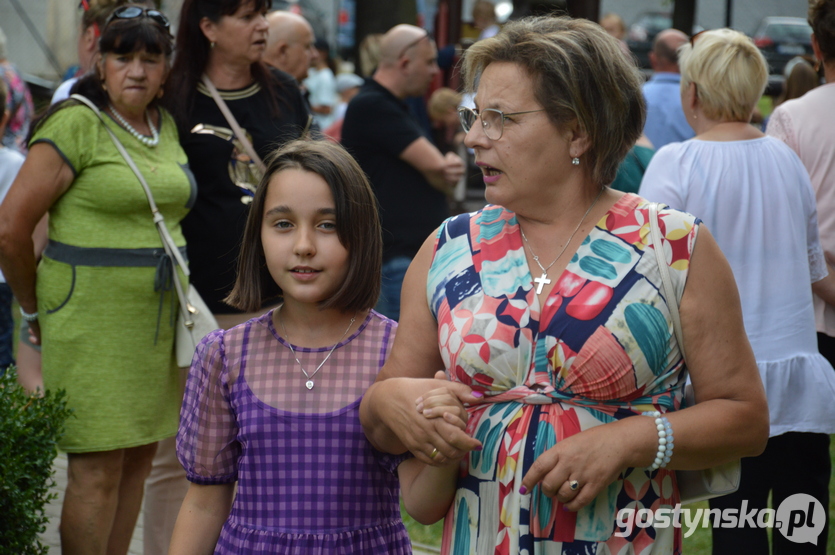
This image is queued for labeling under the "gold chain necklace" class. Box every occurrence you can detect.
[520,187,605,295]
[278,308,356,390]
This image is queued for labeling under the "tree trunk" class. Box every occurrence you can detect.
[673,0,697,35]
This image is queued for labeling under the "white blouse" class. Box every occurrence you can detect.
[640,136,835,436]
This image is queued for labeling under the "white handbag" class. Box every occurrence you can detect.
[648,202,742,505]
[72,94,219,368]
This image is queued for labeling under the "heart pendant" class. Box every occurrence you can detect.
[305,380,314,390]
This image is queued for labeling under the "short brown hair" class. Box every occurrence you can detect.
[810,0,835,62]
[225,140,382,313]
[461,15,645,186]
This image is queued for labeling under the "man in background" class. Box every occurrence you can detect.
[263,11,318,83]
[642,29,694,149]
[342,24,464,321]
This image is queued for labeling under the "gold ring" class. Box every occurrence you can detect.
[430,448,439,459]
[569,480,580,491]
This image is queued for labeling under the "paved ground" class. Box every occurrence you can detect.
[41,453,438,554]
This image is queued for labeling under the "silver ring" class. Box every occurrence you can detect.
[430,448,439,460]
[569,479,580,491]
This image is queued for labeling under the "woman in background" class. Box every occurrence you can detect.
[0,9,190,553]
[165,0,311,330]
[641,28,835,554]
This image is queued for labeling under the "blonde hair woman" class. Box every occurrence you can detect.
[641,28,835,553]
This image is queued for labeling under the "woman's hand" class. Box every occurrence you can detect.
[362,375,483,466]
[519,419,644,511]
[27,321,42,346]
[413,371,479,463]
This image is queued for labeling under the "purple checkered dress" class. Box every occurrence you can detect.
[177,310,412,554]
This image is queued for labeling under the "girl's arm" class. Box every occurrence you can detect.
[398,377,471,524]
[168,482,235,555]
[398,457,460,525]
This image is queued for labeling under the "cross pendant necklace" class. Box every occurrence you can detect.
[278,307,356,390]
[520,187,605,296]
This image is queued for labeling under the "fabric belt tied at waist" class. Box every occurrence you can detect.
[44,240,189,342]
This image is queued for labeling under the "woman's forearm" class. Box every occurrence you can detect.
[360,380,409,454]
[0,231,38,313]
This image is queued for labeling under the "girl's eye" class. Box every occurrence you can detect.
[274,220,293,229]
[319,221,337,231]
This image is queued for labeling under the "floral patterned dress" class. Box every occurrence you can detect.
[428,194,699,555]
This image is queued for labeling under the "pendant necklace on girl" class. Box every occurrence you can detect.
[279,307,356,390]
[520,186,605,295]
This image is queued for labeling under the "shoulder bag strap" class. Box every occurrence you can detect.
[70,94,193,322]
[201,74,267,173]
[649,202,686,361]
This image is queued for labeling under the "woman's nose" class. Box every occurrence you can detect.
[464,119,487,149]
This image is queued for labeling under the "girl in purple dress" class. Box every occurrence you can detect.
[169,140,467,554]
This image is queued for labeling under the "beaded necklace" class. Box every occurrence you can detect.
[108,105,159,147]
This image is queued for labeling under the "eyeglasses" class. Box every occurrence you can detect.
[105,6,171,33]
[690,30,707,47]
[457,106,545,141]
[397,30,430,59]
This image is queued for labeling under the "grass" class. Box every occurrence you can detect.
[401,440,835,553]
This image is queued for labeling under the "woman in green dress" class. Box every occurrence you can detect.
[0,7,193,553]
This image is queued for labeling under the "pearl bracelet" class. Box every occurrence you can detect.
[643,410,674,470]
[19,306,39,322]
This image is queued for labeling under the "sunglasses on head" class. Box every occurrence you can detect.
[105,6,171,33]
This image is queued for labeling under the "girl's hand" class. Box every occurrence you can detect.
[415,371,473,428]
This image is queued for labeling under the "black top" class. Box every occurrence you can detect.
[179,69,310,313]
[341,80,449,262]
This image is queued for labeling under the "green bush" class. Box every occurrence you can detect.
[0,366,71,554]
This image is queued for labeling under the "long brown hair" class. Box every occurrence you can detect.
[164,0,281,127]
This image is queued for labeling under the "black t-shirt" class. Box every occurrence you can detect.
[179,69,310,313]
[341,80,449,261]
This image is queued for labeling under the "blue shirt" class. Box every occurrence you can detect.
[642,72,695,150]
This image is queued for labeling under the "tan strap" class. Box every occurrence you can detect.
[649,202,686,361]
[71,94,193,325]
[201,74,266,172]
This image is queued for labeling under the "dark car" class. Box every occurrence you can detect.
[752,17,814,75]
[626,12,672,69]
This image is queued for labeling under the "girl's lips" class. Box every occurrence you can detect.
[290,268,320,281]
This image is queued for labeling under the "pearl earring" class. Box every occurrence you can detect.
[210,41,216,49]
[572,157,580,166]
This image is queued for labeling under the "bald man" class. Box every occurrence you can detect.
[263,11,317,82]
[642,28,694,149]
[342,24,464,320]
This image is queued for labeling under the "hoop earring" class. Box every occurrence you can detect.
[571,157,580,166]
